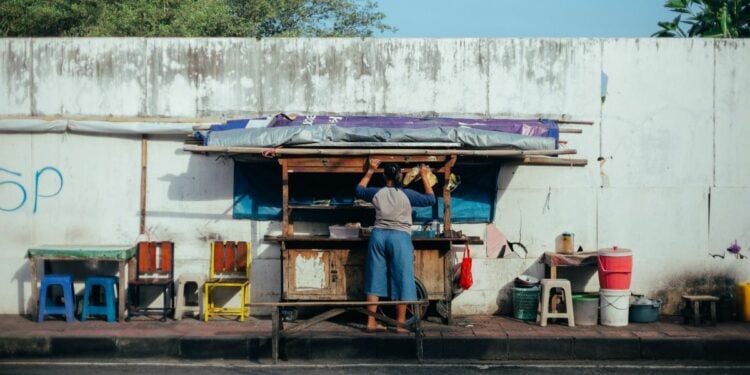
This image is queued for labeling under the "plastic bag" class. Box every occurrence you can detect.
[459,244,473,290]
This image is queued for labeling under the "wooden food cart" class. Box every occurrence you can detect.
[264,154,482,324]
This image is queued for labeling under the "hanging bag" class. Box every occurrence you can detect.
[459,244,473,290]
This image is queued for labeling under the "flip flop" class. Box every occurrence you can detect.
[366,324,387,333]
[392,327,410,334]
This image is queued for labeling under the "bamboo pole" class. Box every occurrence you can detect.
[183,144,578,157]
[556,120,594,125]
[515,157,588,166]
[559,128,583,134]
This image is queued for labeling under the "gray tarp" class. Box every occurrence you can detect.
[206,124,556,150]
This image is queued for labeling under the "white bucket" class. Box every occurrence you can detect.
[600,288,630,326]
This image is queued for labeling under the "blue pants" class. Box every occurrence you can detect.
[365,228,417,301]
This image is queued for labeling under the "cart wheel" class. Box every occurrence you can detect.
[406,278,428,325]
[280,307,298,322]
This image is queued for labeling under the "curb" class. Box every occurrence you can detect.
[1,336,749,362]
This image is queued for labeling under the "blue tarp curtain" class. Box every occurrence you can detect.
[233,162,500,224]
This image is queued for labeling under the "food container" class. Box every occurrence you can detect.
[328,225,360,239]
[556,232,575,254]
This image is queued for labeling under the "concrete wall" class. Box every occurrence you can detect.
[1,38,749,316]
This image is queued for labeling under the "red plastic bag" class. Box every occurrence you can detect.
[459,244,473,290]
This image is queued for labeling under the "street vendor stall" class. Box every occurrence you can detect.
[184,114,589,326]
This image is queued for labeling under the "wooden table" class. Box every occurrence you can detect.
[27,244,137,322]
[542,251,598,279]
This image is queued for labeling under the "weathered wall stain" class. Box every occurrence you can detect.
[652,272,738,315]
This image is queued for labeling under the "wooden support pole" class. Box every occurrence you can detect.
[415,303,424,363]
[272,306,280,363]
[443,154,457,234]
[283,308,346,334]
[281,160,291,236]
[30,258,37,318]
[559,128,583,134]
[140,136,148,235]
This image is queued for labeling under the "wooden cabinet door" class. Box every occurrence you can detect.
[283,250,332,299]
[283,249,366,300]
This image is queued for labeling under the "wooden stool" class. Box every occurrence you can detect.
[174,273,205,320]
[537,278,575,327]
[682,295,719,326]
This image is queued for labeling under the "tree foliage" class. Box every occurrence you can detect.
[0,0,394,37]
[653,0,750,37]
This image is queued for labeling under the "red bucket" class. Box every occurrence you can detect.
[597,247,632,290]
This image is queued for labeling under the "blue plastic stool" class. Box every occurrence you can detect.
[37,274,76,323]
[81,275,118,322]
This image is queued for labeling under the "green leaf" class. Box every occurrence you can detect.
[665,0,689,9]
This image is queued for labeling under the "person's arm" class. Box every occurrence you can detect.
[402,164,437,207]
[355,158,380,202]
[419,164,434,196]
[358,158,380,188]
[402,188,436,207]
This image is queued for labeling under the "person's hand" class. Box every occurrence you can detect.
[419,163,431,177]
[369,158,381,170]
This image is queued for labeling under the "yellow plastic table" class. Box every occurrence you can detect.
[27,244,137,322]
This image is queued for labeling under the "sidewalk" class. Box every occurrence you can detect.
[1,314,749,362]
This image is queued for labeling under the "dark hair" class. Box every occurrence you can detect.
[382,163,401,184]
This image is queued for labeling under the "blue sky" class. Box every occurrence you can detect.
[376,0,674,37]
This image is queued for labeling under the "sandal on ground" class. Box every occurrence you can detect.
[366,324,388,333]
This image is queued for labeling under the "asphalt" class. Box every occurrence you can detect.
[1,314,749,363]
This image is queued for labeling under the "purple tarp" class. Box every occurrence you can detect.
[269,114,558,139]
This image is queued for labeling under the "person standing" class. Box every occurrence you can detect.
[356,159,436,332]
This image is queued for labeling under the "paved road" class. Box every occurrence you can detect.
[2,360,750,375]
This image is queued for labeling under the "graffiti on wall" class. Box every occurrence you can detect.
[0,166,63,213]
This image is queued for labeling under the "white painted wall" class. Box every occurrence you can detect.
[1,38,749,316]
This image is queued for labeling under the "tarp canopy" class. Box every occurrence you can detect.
[207,124,556,150]
[202,114,559,150]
